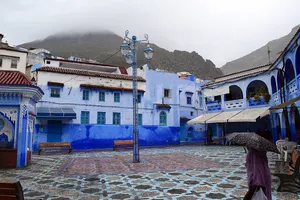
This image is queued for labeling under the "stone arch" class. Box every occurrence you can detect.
[285,59,296,83]
[246,80,269,97]
[296,46,300,75]
[0,112,15,149]
[271,76,277,94]
[225,85,243,101]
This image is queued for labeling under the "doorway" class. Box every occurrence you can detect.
[47,120,62,142]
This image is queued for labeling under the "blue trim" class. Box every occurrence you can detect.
[0,84,44,95]
[47,83,64,87]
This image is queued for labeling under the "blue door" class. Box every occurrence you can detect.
[47,120,62,142]
[180,121,186,141]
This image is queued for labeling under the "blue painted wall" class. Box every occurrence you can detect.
[33,124,180,151]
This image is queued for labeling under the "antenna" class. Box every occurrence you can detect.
[267,46,271,64]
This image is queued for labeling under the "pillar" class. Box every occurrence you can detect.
[17,105,28,167]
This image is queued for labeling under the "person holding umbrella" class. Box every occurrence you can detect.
[227,132,280,200]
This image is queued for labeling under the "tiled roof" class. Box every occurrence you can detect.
[118,66,128,74]
[37,66,146,82]
[155,104,171,108]
[80,84,145,92]
[203,64,271,88]
[0,70,33,85]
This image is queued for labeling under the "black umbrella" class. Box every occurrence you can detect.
[227,132,280,154]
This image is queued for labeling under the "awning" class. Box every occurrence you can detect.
[187,112,221,124]
[206,110,243,123]
[270,96,300,110]
[202,85,229,97]
[37,107,76,119]
[228,107,270,122]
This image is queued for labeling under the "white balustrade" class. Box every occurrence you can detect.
[225,99,244,110]
[287,79,297,95]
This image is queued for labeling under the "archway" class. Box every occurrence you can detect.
[271,76,277,94]
[296,47,300,75]
[0,113,15,149]
[246,80,269,98]
[285,59,295,83]
[277,71,283,90]
[291,105,300,143]
[225,85,243,101]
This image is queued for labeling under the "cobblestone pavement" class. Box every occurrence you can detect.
[0,145,299,200]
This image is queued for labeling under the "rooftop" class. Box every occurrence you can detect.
[0,70,33,85]
[36,66,146,82]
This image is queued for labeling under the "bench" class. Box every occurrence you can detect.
[38,142,72,155]
[0,181,24,200]
[273,156,300,193]
[113,140,134,151]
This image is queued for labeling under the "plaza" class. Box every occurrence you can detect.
[0,145,299,200]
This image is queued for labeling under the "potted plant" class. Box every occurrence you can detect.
[263,93,271,103]
[254,94,260,101]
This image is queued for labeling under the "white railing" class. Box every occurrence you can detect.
[272,91,280,105]
[287,79,297,95]
[224,99,244,110]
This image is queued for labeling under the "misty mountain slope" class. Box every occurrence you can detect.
[20,31,223,79]
[221,25,300,75]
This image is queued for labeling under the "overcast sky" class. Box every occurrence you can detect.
[1,0,300,67]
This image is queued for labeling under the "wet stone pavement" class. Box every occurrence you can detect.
[0,145,299,200]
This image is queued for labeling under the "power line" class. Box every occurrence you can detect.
[63,50,120,84]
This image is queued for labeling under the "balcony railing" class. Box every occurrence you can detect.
[272,91,281,106]
[224,99,244,110]
[248,96,268,106]
[206,101,222,111]
[287,79,298,96]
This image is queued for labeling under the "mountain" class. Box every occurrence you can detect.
[221,25,300,75]
[20,31,223,79]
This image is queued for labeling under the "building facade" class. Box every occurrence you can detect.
[31,56,207,151]
[189,27,300,144]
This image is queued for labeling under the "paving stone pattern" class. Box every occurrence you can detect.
[0,145,299,200]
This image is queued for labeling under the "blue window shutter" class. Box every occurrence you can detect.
[99,92,105,102]
[114,93,120,102]
[97,112,106,124]
[159,111,167,126]
[113,112,121,124]
[83,90,89,100]
[81,111,90,124]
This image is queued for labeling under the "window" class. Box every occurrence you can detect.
[138,114,142,125]
[164,89,170,97]
[187,96,192,104]
[50,88,60,98]
[82,90,89,100]
[190,112,193,116]
[97,112,106,124]
[0,59,2,67]
[159,111,167,126]
[99,91,105,102]
[114,93,120,102]
[11,60,17,68]
[46,60,51,64]
[113,112,121,125]
[137,94,142,103]
[81,111,90,124]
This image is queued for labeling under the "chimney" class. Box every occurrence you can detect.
[0,34,3,43]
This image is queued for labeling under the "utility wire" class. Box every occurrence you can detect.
[63,50,120,84]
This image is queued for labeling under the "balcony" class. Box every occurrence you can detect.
[272,91,281,106]
[248,96,269,106]
[287,78,298,100]
[206,101,222,111]
[224,99,244,110]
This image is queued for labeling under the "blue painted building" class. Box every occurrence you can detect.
[0,70,43,168]
[189,27,300,144]
[32,58,207,151]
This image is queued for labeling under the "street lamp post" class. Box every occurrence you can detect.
[120,30,153,163]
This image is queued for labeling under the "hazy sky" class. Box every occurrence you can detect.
[1,0,300,67]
